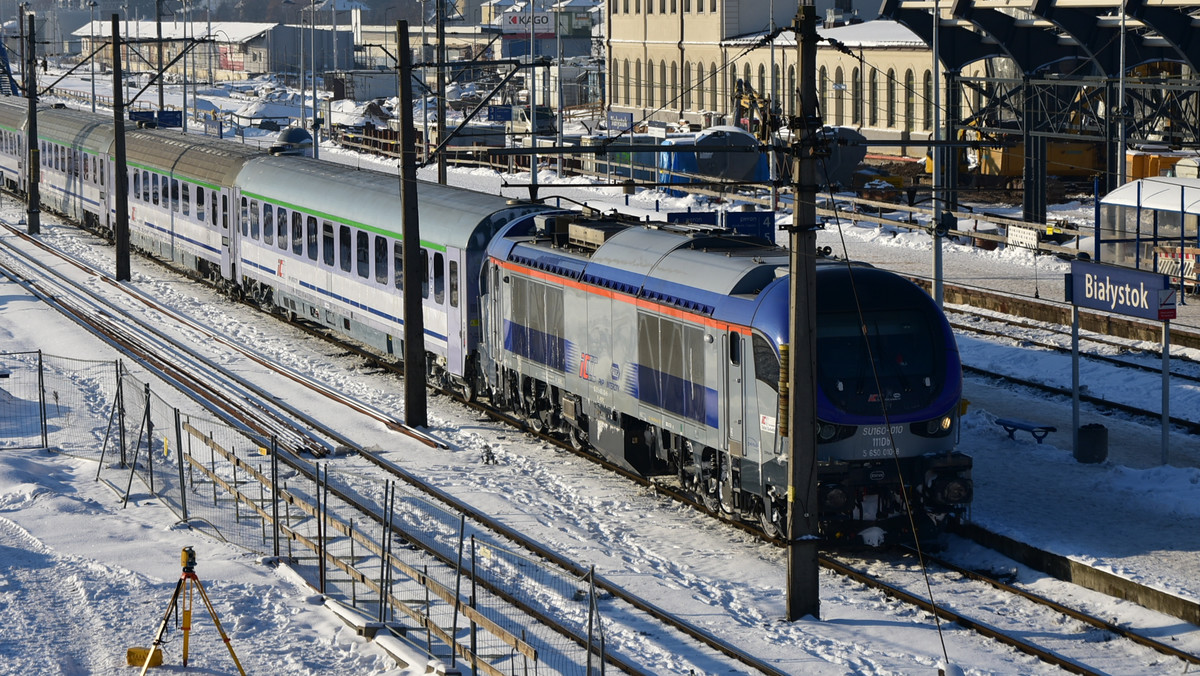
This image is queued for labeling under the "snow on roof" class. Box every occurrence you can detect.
[1101,176,1200,214]
[72,21,278,44]
[724,19,926,50]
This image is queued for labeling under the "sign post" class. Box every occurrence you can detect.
[1067,261,1175,463]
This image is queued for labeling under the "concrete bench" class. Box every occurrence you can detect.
[995,418,1056,444]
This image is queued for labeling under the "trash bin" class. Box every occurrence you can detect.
[1075,423,1108,463]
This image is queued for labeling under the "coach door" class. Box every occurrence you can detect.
[724,331,746,458]
[219,189,235,280]
[444,249,464,376]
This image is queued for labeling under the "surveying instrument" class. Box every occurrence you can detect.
[131,547,246,675]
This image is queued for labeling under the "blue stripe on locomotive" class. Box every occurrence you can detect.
[502,319,568,371]
[632,364,719,427]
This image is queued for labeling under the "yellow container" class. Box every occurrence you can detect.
[126,647,164,668]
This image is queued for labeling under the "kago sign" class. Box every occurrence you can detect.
[1068,260,1176,321]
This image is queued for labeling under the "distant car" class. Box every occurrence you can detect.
[507,104,557,135]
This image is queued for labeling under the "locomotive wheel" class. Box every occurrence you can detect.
[567,424,588,451]
[759,504,782,538]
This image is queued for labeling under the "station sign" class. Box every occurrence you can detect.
[607,111,633,133]
[1068,260,1175,321]
[666,211,718,226]
[487,105,514,122]
[157,110,182,128]
[725,211,776,239]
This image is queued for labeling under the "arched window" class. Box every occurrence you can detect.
[834,66,845,125]
[646,60,655,107]
[623,60,631,105]
[635,59,642,106]
[682,62,692,109]
[660,60,667,108]
[710,62,719,111]
[818,66,828,119]
[757,64,765,97]
[886,68,896,127]
[869,70,878,126]
[611,57,620,104]
[904,69,915,131]
[923,69,933,131]
[852,67,862,124]
[787,65,796,118]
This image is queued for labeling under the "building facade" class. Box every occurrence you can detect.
[606,1,941,156]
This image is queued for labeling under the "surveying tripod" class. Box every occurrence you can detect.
[140,547,246,675]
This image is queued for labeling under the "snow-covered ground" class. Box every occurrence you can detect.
[1,70,1199,675]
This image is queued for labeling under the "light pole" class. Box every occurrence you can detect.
[88,1,96,113]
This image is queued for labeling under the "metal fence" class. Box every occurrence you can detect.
[2,351,610,675]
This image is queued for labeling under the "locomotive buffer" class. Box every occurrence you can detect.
[131,547,246,675]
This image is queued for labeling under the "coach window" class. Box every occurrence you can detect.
[240,197,248,235]
[181,183,190,216]
[171,179,179,211]
[392,241,403,290]
[133,171,141,200]
[196,187,206,222]
[306,216,317,260]
[322,221,334,266]
[249,200,260,239]
[356,231,369,278]
[374,236,388,284]
[142,171,150,201]
[433,253,445,304]
[291,211,303,254]
[212,192,220,227]
[419,249,429,299]
[262,203,274,244]
[276,207,287,248]
[83,154,89,182]
[338,225,352,272]
[449,261,458,308]
[152,174,160,205]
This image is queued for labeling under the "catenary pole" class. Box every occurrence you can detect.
[397,20,428,429]
[785,3,820,622]
[436,0,446,184]
[112,14,131,282]
[24,11,38,235]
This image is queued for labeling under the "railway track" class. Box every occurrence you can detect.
[826,549,1200,675]
[0,219,790,675]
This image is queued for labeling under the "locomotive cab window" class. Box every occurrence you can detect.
[729,331,742,365]
[752,334,780,394]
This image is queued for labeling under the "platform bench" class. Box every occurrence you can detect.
[995,418,1056,444]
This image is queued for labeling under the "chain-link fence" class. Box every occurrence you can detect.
[3,351,611,675]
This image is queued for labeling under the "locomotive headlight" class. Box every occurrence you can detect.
[925,416,952,435]
[820,484,851,513]
[817,422,837,441]
[932,476,973,505]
